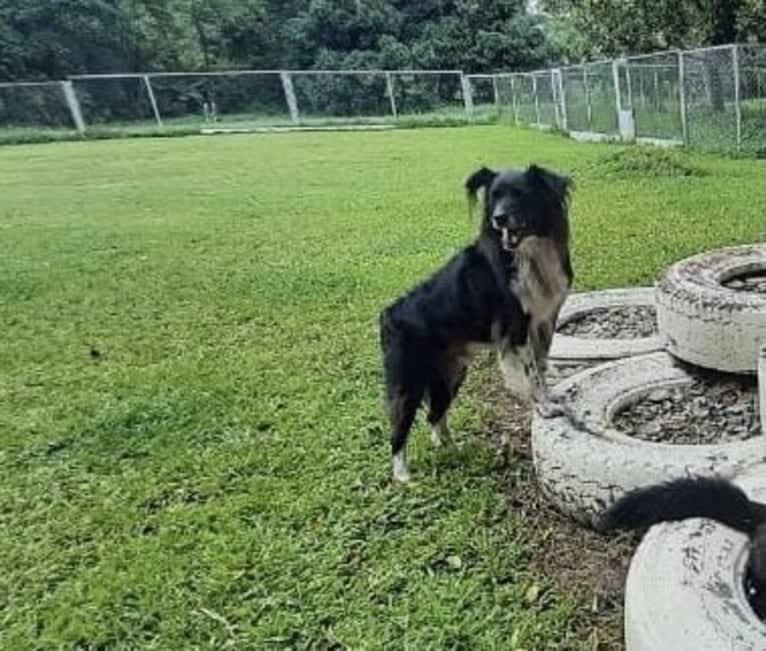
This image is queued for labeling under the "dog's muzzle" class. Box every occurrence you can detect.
[492,216,526,251]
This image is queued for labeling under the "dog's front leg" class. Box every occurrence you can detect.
[497,341,563,418]
[531,320,553,377]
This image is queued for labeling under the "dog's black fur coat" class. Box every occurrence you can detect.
[379,164,573,481]
[598,477,766,617]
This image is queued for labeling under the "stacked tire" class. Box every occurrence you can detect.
[534,243,766,650]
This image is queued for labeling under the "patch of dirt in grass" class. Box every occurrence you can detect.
[479,360,638,651]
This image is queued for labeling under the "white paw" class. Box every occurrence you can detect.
[393,467,412,483]
[392,452,411,483]
[429,422,452,448]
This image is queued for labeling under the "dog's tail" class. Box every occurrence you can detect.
[596,476,766,536]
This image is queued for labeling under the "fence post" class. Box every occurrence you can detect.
[280,72,300,124]
[61,81,86,134]
[611,59,622,129]
[510,75,520,125]
[583,67,592,130]
[460,73,474,118]
[385,72,397,120]
[492,75,500,107]
[613,58,636,140]
[653,70,660,109]
[678,50,689,145]
[143,75,163,127]
[552,68,567,131]
[732,44,742,150]
[551,70,560,128]
[532,74,541,126]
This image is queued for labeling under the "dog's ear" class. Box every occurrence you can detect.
[465,167,497,202]
[527,164,573,205]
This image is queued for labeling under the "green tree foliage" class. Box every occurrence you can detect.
[542,0,762,61]
[0,0,560,81]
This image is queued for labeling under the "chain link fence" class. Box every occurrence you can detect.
[2,69,472,140]
[625,52,683,142]
[466,43,765,153]
[0,44,763,151]
[739,45,766,150]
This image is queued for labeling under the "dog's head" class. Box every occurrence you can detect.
[465,165,572,251]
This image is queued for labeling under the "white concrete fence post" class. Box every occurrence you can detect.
[732,44,742,151]
[385,72,397,120]
[460,72,474,118]
[143,75,162,127]
[280,72,300,124]
[61,81,86,134]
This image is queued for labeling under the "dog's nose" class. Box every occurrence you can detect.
[492,212,510,227]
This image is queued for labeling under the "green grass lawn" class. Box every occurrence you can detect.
[0,126,762,650]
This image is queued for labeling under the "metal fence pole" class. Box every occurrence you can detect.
[492,75,500,107]
[732,44,742,150]
[510,75,519,124]
[60,81,86,133]
[532,75,541,125]
[556,69,568,131]
[583,67,592,130]
[678,50,689,145]
[280,71,300,124]
[460,72,474,118]
[385,72,397,120]
[611,60,622,128]
[551,69,560,128]
[142,75,163,126]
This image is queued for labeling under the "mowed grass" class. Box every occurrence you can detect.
[0,126,762,650]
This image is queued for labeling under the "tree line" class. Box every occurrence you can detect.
[3,0,764,83]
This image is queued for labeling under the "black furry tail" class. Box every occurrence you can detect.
[596,476,766,536]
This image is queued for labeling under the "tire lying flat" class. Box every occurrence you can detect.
[551,287,663,361]
[532,352,765,524]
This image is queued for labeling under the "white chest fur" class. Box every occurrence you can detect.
[509,236,570,325]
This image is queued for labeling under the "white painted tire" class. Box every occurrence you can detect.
[656,243,766,373]
[551,287,663,361]
[761,345,766,434]
[625,463,766,651]
[532,352,766,524]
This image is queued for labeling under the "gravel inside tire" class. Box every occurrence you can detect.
[551,288,663,361]
[557,305,657,339]
[612,365,759,444]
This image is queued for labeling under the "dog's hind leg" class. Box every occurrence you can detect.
[426,360,466,448]
[387,388,424,482]
[381,313,425,482]
[427,383,452,448]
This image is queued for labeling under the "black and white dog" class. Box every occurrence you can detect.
[379,164,573,482]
